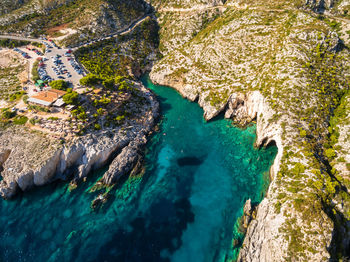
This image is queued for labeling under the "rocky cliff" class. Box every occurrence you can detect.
[0,81,159,199]
[150,0,350,260]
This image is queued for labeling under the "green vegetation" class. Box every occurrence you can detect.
[71,18,158,134]
[0,108,27,125]
[13,115,28,125]
[28,104,49,112]
[1,109,16,119]
[48,117,60,121]
[50,80,69,90]
[63,89,79,105]
[80,74,99,86]
[29,117,41,125]
[0,39,31,48]
[9,91,26,102]
[71,106,87,120]
[31,60,40,82]
[76,18,159,79]
[0,54,25,101]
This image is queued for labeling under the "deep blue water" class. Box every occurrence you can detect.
[0,77,277,262]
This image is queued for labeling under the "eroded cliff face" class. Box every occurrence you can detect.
[0,82,159,199]
[150,0,350,260]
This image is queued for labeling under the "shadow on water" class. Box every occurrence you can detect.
[177,156,205,166]
[156,95,173,114]
[96,198,195,262]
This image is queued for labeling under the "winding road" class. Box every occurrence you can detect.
[0,14,151,50]
[0,5,349,50]
[0,35,41,43]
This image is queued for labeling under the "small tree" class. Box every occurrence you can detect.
[325,148,336,160]
[50,80,68,90]
[80,74,99,86]
[2,110,16,119]
[114,76,124,85]
[63,89,79,105]
[97,108,104,116]
[103,79,114,89]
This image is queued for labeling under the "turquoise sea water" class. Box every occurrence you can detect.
[0,77,277,262]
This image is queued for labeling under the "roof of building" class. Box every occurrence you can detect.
[52,98,65,107]
[28,89,67,107]
[27,97,52,107]
[49,89,67,96]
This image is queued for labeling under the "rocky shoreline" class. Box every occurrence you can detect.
[149,69,333,261]
[0,81,159,199]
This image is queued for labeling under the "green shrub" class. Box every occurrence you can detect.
[48,117,59,121]
[103,79,114,89]
[346,163,350,171]
[9,91,26,102]
[13,115,28,125]
[50,80,68,90]
[63,89,79,105]
[2,110,16,119]
[79,74,99,86]
[325,148,336,159]
[29,118,36,125]
[0,39,31,48]
[32,60,40,82]
[23,95,29,104]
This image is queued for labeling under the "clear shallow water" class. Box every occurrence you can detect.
[0,76,277,262]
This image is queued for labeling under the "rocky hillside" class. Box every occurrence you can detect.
[150,0,350,261]
[1,0,350,260]
[0,0,150,45]
[0,0,31,16]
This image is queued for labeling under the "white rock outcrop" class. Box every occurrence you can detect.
[0,82,159,199]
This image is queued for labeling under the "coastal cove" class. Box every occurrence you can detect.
[0,77,277,262]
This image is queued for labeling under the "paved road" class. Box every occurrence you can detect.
[71,15,151,50]
[0,14,151,88]
[0,14,151,50]
[0,35,42,43]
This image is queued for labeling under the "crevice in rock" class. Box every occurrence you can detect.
[0,149,11,177]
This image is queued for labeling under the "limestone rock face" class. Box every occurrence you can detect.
[102,136,147,184]
[0,82,159,199]
[241,199,253,231]
[150,0,350,259]
[33,148,63,186]
[238,198,288,262]
[0,149,11,167]
[16,170,34,191]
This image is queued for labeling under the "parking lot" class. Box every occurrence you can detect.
[13,39,85,90]
[42,40,85,86]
